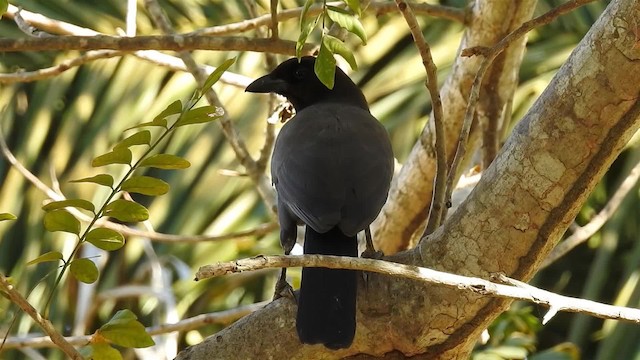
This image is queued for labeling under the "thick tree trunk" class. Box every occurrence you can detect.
[176,0,640,358]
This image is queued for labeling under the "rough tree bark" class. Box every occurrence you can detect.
[176,0,640,358]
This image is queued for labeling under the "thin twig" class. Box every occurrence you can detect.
[0,127,278,243]
[0,301,267,349]
[0,50,123,83]
[197,254,640,324]
[188,1,464,37]
[2,6,253,87]
[395,1,447,235]
[443,0,598,218]
[542,158,640,267]
[0,276,83,359]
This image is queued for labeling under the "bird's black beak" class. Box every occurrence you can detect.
[245,74,288,94]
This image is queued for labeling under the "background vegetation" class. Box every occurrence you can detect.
[0,0,638,359]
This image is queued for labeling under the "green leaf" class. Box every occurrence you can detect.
[0,213,17,221]
[154,99,182,122]
[42,199,95,213]
[44,210,80,235]
[104,200,149,223]
[113,130,151,150]
[202,58,236,93]
[344,0,361,15]
[92,149,132,167]
[322,34,358,70]
[99,309,155,348]
[126,110,170,130]
[121,176,169,196]
[26,251,63,266]
[69,258,99,284]
[175,106,223,127]
[315,41,337,89]
[139,154,190,169]
[70,174,114,188]
[296,0,319,58]
[81,344,123,360]
[327,5,367,45]
[86,228,125,251]
[0,0,7,20]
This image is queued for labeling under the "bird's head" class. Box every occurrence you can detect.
[245,56,368,111]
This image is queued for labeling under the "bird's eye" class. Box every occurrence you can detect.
[294,68,307,80]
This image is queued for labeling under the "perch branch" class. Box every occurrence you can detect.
[197,254,640,324]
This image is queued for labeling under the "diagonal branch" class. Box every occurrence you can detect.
[0,276,83,359]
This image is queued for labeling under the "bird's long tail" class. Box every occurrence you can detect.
[296,226,357,349]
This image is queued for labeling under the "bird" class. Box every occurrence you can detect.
[246,56,394,349]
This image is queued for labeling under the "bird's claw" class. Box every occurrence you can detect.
[273,279,296,302]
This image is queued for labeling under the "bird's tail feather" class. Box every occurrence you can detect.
[296,226,357,349]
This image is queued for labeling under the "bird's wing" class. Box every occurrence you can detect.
[271,104,393,235]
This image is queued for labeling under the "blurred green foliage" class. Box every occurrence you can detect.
[0,0,638,359]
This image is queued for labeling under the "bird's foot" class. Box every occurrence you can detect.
[361,247,384,259]
[273,270,296,302]
[273,280,296,301]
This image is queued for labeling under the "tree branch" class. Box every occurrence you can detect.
[0,35,306,55]
[197,254,640,324]
[394,1,448,235]
[0,301,267,349]
[0,276,83,359]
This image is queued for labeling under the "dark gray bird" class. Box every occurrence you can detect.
[246,56,393,349]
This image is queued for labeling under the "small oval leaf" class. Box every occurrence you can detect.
[127,117,167,130]
[0,213,17,221]
[104,200,149,223]
[44,210,80,235]
[296,0,319,58]
[121,176,169,196]
[70,174,114,188]
[26,251,64,266]
[344,0,361,15]
[86,228,125,251]
[327,5,367,45]
[99,309,155,348]
[153,99,183,122]
[113,130,151,150]
[315,41,337,89]
[322,34,358,70]
[81,344,122,360]
[139,154,190,169]
[70,258,99,284]
[92,149,132,167]
[175,106,224,127]
[42,199,95,213]
[202,58,236,93]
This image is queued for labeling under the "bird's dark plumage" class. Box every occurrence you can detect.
[246,56,393,349]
